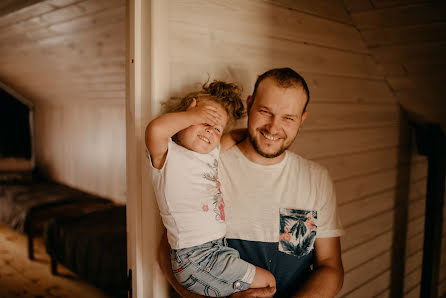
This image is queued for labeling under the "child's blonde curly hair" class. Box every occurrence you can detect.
[162,80,245,131]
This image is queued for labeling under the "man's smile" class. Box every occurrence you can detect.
[260,130,281,142]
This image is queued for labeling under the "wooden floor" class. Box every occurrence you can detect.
[0,223,110,298]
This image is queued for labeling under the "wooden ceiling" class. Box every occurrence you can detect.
[345,0,446,129]
[0,0,125,105]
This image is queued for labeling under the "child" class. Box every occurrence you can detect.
[145,81,276,297]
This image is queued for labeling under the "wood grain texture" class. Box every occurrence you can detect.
[0,223,108,298]
[0,0,126,203]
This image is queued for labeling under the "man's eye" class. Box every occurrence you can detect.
[285,117,295,121]
[214,127,221,133]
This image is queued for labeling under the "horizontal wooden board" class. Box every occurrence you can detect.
[264,0,352,24]
[317,147,408,182]
[338,251,391,296]
[170,0,366,53]
[341,210,393,251]
[371,0,431,9]
[169,22,383,79]
[343,0,374,13]
[342,231,392,271]
[371,42,446,64]
[291,125,400,160]
[335,160,427,205]
[0,0,45,18]
[352,3,446,30]
[405,250,423,275]
[361,22,446,47]
[404,268,422,293]
[342,270,391,298]
[303,73,395,104]
[303,103,399,130]
[340,190,395,227]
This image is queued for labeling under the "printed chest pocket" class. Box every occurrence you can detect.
[278,208,317,258]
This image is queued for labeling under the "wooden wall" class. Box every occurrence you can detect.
[0,0,126,203]
[347,1,446,296]
[167,0,432,297]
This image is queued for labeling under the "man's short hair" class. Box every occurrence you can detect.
[252,68,310,112]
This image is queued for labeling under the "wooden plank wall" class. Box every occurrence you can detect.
[167,0,429,297]
[347,1,446,297]
[0,0,126,203]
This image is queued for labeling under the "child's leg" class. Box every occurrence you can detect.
[249,266,276,289]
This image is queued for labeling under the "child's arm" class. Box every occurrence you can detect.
[145,99,222,169]
[220,128,248,153]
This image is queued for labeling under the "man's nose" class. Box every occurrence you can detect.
[266,116,280,133]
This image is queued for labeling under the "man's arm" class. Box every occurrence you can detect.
[158,230,205,298]
[293,237,344,298]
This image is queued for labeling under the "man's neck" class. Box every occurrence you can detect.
[237,139,286,166]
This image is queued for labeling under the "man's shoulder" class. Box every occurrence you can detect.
[286,151,329,176]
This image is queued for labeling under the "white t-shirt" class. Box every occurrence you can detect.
[219,146,344,245]
[147,139,226,249]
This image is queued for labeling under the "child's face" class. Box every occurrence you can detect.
[177,100,228,154]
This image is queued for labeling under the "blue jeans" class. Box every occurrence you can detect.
[171,238,255,297]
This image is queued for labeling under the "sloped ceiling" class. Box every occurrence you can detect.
[0,0,125,105]
[345,0,446,130]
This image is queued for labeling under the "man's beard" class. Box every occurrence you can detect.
[248,132,291,159]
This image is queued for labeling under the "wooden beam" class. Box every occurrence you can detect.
[414,124,446,298]
[0,0,45,18]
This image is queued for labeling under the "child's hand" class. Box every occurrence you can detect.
[186,98,223,127]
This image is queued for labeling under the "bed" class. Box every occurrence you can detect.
[0,171,114,259]
[44,205,128,298]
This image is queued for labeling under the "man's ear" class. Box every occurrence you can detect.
[301,111,308,125]
[246,95,253,112]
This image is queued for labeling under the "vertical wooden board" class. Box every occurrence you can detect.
[169,23,382,78]
[361,23,446,47]
[341,210,393,250]
[351,4,446,30]
[170,0,365,52]
[291,125,399,160]
[338,251,391,296]
[342,231,392,271]
[264,0,352,24]
[342,270,391,298]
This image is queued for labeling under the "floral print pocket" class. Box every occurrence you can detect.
[279,208,317,258]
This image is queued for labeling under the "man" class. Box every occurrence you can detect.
[159,68,344,297]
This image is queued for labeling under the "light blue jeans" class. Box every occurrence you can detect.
[171,238,256,297]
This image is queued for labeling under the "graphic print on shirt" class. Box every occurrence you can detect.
[202,159,225,222]
[279,208,317,258]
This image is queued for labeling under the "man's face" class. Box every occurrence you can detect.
[247,78,308,159]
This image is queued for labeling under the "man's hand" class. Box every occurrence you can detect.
[230,287,276,298]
